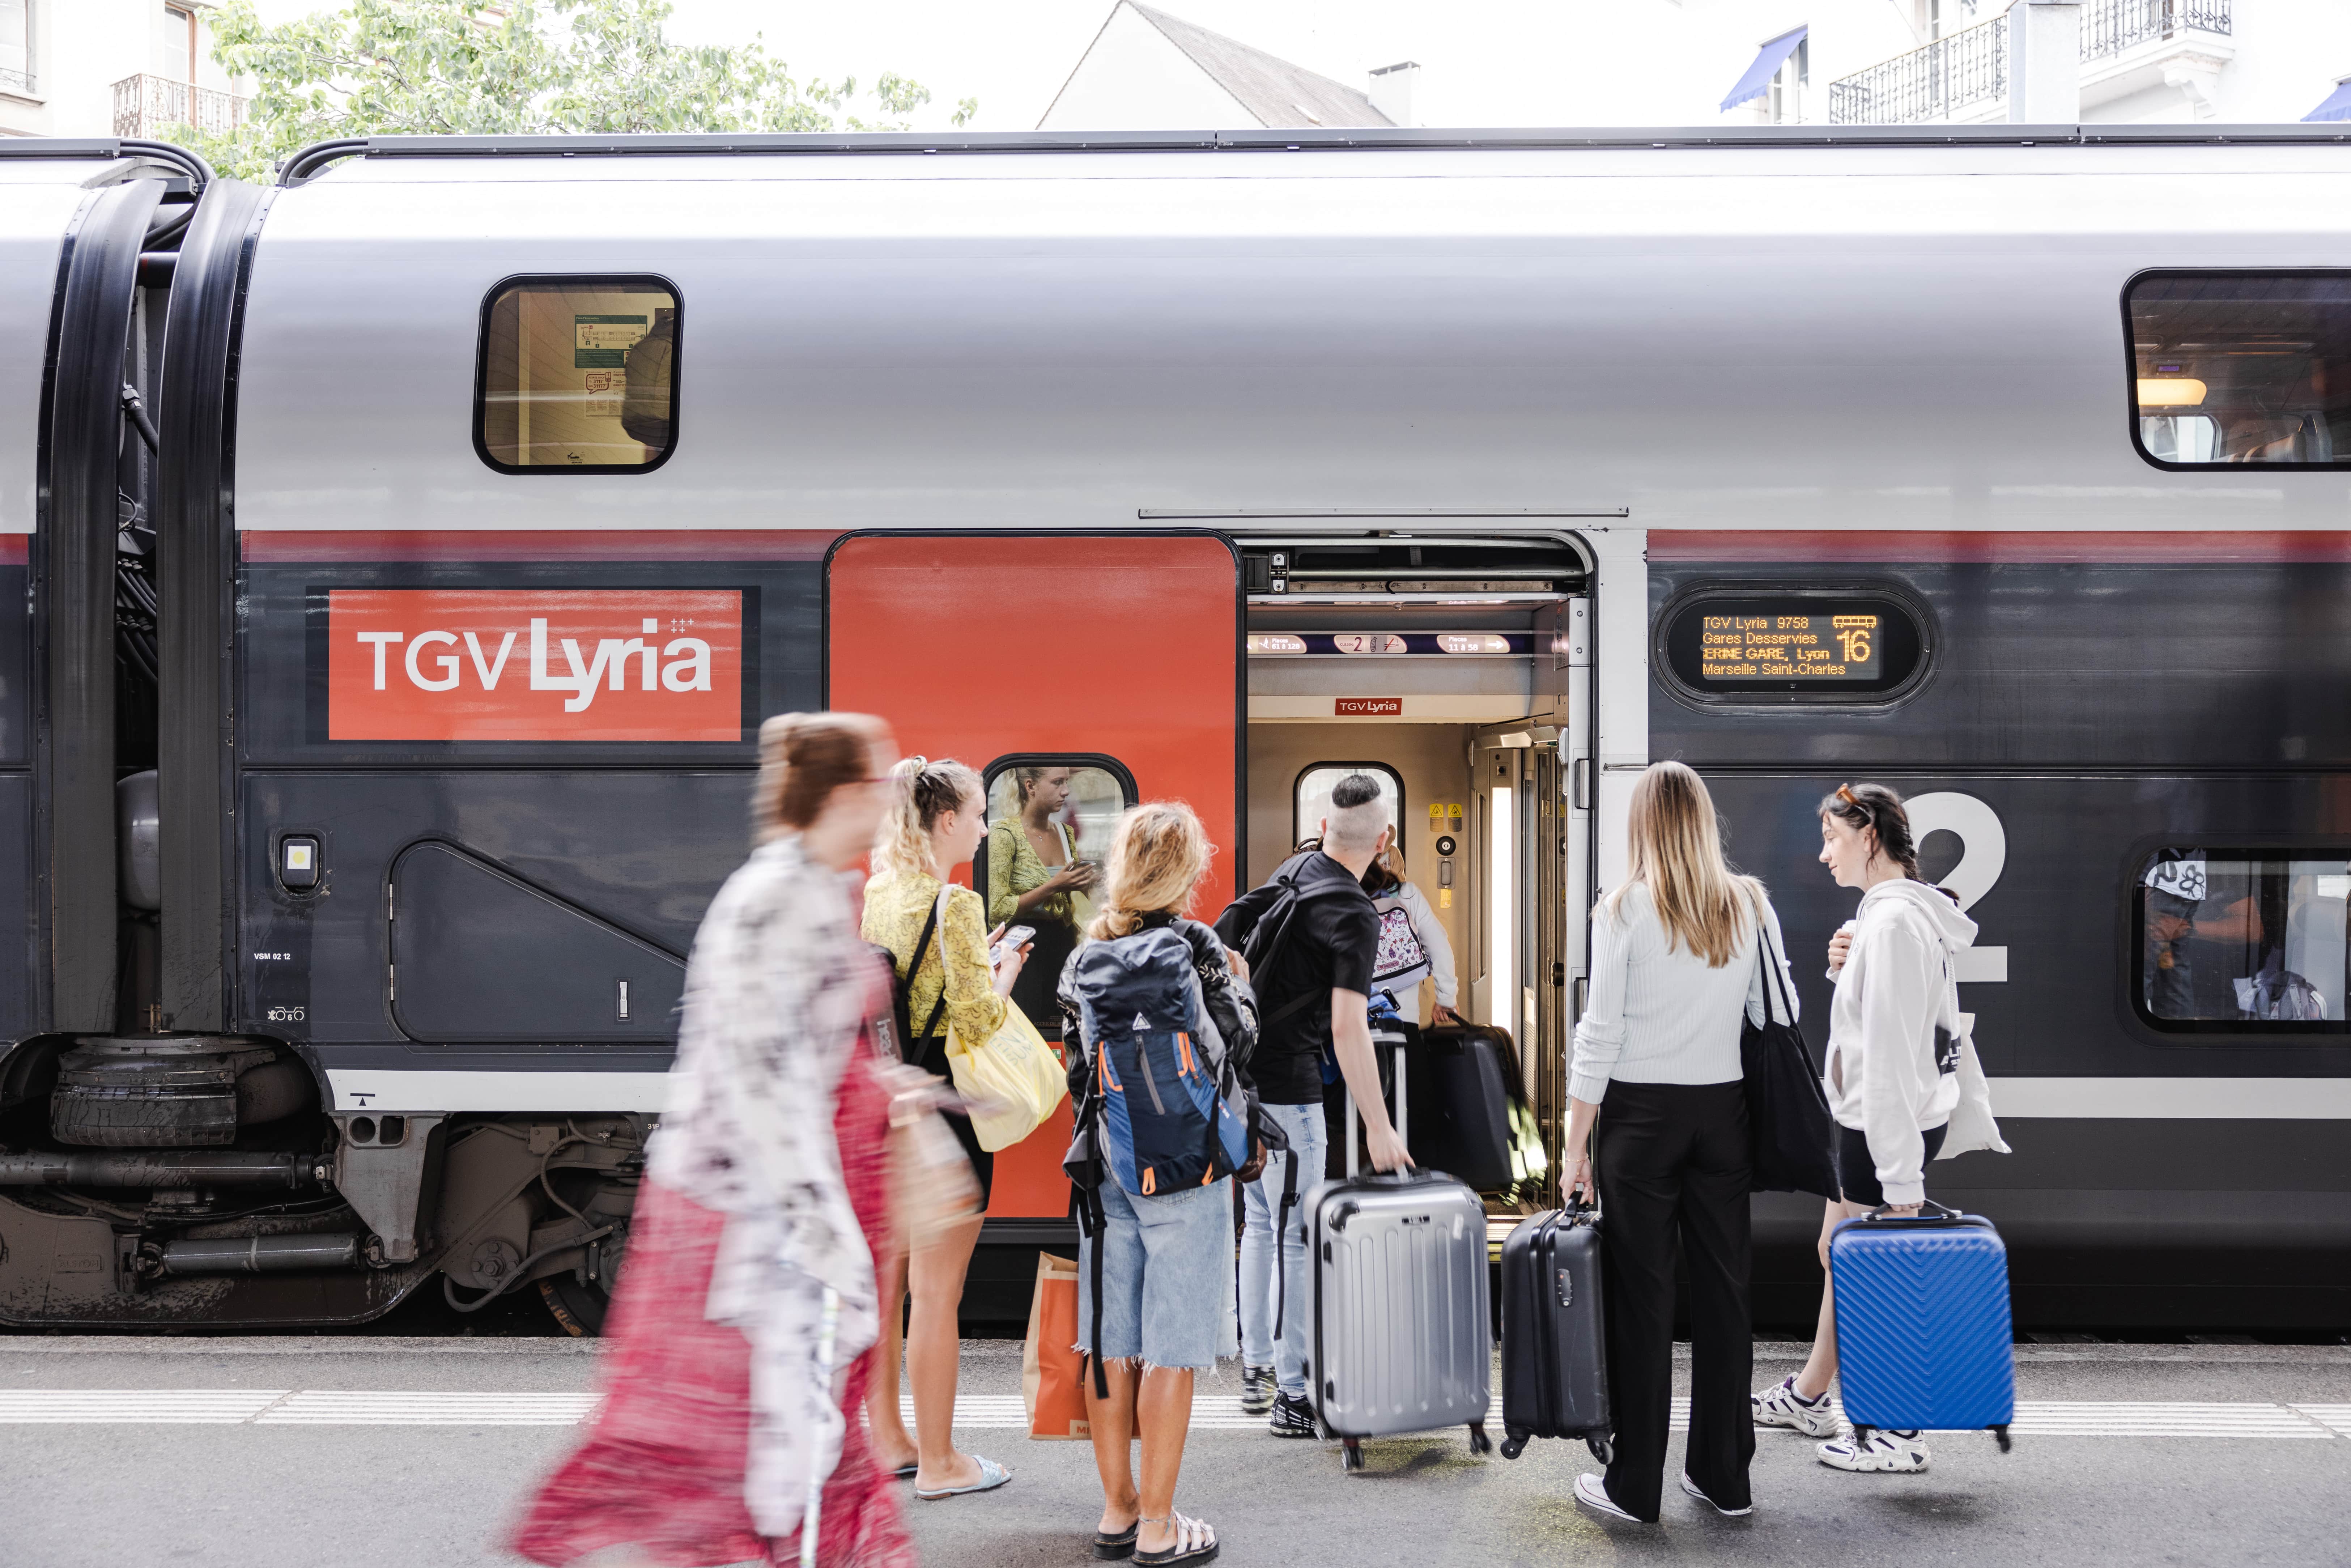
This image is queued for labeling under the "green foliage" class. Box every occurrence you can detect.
[183,0,975,182]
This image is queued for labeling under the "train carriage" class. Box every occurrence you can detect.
[0,125,2346,1330]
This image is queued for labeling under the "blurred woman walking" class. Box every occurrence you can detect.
[511,711,914,1568]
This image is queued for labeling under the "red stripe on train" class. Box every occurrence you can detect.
[238,530,841,562]
[1647,531,2351,564]
[0,536,25,565]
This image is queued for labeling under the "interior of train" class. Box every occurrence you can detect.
[971,533,1595,1229]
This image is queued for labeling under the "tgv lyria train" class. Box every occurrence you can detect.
[1,125,2347,1333]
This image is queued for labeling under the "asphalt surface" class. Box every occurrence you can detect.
[2,1338,2347,1567]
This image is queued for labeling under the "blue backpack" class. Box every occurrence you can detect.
[1064,926,1251,1198]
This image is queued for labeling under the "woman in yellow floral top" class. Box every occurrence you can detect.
[986,765,1098,1034]
[862,756,1024,1502]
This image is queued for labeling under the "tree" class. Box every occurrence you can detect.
[188,0,977,183]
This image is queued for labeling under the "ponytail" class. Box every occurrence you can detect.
[1820,781,1959,902]
[871,756,983,883]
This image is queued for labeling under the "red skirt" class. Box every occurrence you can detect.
[511,1062,907,1567]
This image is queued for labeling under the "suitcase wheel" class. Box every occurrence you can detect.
[1341,1438,1365,1474]
[1991,1424,2013,1454]
[1499,1435,1527,1461]
[1585,1434,1614,1466]
[1467,1421,1493,1456]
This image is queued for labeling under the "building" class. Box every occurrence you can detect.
[1,0,248,141]
[1040,1,1415,131]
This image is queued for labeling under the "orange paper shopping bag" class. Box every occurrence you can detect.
[1022,1253,1090,1440]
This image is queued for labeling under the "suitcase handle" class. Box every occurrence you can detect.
[1857,1198,1963,1224]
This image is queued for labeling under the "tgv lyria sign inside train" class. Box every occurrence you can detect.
[328,590,742,740]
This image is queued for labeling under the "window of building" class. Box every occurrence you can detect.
[159,4,196,84]
[1769,34,1809,123]
[477,276,679,473]
[1,0,31,95]
[2127,272,2351,468]
[2136,850,2350,1032]
[977,757,1136,1035]
[1294,763,1404,852]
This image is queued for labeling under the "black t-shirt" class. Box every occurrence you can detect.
[1213,851,1378,1106]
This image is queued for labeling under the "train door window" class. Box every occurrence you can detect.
[2127,272,2351,468]
[477,276,679,472]
[1293,763,1404,854]
[979,758,1135,1034]
[2136,850,2350,1031]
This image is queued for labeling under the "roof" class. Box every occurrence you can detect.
[1122,3,1391,130]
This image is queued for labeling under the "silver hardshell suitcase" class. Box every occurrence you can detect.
[1305,1035,1495,1473]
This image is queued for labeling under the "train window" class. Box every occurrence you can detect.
[979,757,1135,1034]
[1657,589,1927,704]
[2126,272,2351,468]
[477,276,679,472]
[1294,763,1404,851]
[2137,850,2350,1031]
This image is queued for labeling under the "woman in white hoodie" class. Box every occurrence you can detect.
[1751,781,2007,1475]
[1359,844,1461,1026]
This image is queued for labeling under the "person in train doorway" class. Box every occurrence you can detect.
[1213,772,1407,1436]
[1559,760,1797,1524]
[1359,840,1463,1027]
[862,756,1023,1500]
[1750,782,2008,1475]
[1058,800,1264,1568]
[988,765,1100,1035]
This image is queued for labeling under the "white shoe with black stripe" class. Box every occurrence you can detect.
[1752,1375,1839,1438]
[1818,1429,1931,1473]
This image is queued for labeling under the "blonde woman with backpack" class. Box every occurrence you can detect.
[1057,802,1262,1568]
[1561,761,1798,1525]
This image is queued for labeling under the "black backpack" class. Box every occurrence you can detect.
[1232,861,1362,1032]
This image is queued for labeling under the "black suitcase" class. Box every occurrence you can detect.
[1497,1201,1613,1462]
[1406,1025,1517,1193]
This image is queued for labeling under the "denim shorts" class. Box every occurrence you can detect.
[1075,1175,1236,1371]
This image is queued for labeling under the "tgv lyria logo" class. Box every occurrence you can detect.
[325,589,745,742]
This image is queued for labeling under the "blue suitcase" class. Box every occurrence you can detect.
[1829,1202,2015,1451]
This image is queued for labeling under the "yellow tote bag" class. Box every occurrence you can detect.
[928,891,1068,1152]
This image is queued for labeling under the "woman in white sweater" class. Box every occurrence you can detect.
[1561,761,1797,1526]
[1751,781,2006,1477]
[1359,845,1461,1025]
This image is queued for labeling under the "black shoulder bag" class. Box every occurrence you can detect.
[1742,917,1841,1199]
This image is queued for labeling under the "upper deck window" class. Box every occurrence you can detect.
[477,276,678,473]
[2127,272,2351,468]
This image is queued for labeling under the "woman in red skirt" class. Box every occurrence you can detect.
[514,711,916,1568]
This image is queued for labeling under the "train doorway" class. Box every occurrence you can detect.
[1235,534,1592,1211]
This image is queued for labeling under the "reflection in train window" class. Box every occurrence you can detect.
[2127,273,2351,468]
[2137,851,2350,1030]
[1294,763,1403,851]
[478,276,679,472]
[979,759,1134,1034]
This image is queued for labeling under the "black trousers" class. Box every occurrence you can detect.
[1594,1079,1754,1522]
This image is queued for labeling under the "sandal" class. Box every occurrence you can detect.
[914,1454,1012,1501]
[1093,1522,1140,1560]
[1134,1513,1219,1568]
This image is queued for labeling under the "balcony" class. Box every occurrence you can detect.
[1827,14,2007,126]
[1826,0,2233,125]
[111,74,247,139]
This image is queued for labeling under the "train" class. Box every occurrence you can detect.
[0,123,2346,1333]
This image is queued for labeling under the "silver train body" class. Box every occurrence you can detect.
[1,126,2347,1330]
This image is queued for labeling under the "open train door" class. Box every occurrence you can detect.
[826,531,1242,1248]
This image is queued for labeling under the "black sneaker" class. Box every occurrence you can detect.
[1239,1365,1277,1417]
[1267,1391,1320,1439]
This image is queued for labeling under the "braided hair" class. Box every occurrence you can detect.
[1821,781,1957,901]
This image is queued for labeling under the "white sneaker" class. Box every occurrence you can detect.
[1751,1376,1839,1438]
[1573,1472,1644,1522]
[1818,1429,1931,1473]
[1680,1473,1753,1517]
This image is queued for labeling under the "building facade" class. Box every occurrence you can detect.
[0,0,247,140]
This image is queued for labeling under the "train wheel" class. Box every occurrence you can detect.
[539,1275,612,1337]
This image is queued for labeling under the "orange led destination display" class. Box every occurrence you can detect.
[1697,612,1881,681]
